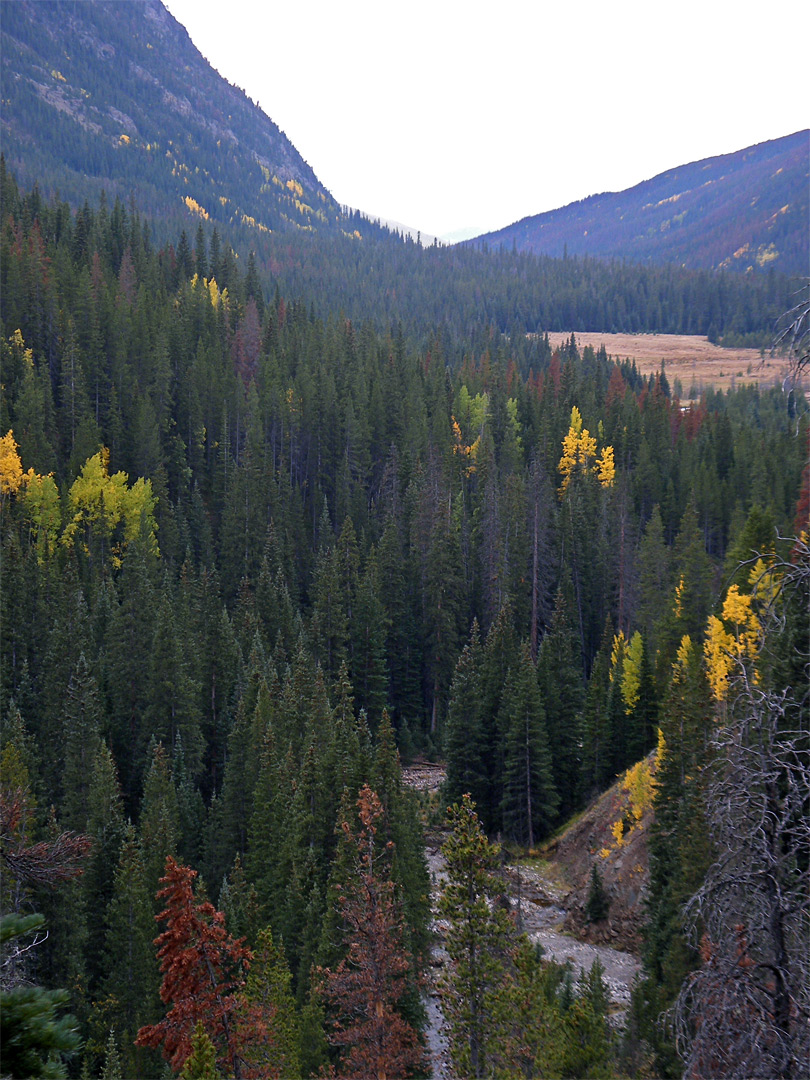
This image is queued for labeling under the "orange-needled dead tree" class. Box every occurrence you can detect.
[319,785,424,1080]
[136,856,272,1078]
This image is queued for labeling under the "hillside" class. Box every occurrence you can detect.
[0,0,352,240]
[1,2,801,348]
[472,131,809,275]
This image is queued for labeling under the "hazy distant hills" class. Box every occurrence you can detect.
[471,132,809,275]
[0,0,354,239]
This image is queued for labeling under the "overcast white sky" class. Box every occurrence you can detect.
[163,0,809,242]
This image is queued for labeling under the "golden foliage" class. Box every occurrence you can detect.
[557,405,614,494]
[704,585,763,701]
[596,445,615,487]
[704,616,734,701]
[621,631,643,714]
[62,449,158,567]
[655,727,667,771]
[674,634,693,682]
[0,430,24,498]
[622,758,656,821]
[674,574,686,618]
[183,196,209,220]
[23,470,61,562]
[609,630,627,682]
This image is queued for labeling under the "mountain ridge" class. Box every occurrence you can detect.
[468,131,809,275]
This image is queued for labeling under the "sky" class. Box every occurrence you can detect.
[163,0,809,242]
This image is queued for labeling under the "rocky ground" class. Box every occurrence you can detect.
[405,761,648,1076]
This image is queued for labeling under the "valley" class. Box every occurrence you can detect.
[1,3,807,1079]
[546,331,794,396]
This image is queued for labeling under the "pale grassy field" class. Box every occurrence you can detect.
[545,332,797,399]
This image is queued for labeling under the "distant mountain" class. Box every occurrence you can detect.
[0,0,355,239]
[0,1,799,348]
[471,132,809,275]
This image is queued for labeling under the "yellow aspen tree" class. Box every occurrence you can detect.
[609,630,627,682]
[721,585,761,666]
[558,406,615,494]
[0,430,24,500]
[62,449,157,566]
[596,445,615,488]
[23,471,61,562]
[621,631,644,714]
[704,616,734,701]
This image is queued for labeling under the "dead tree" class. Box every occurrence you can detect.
[674,549,809,1079]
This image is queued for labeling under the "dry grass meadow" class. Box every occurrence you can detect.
[546,332,798,400]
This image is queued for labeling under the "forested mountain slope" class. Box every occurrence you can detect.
[472,131,809,276]
[0,0,348,239]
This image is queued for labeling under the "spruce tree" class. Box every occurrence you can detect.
[444,620,487,812]
[537,570,585,820]
[101,825,161,1080]
[500,641,558,848]
[60,654,102,833]
[439,796,514,1080]
[242,927,300,1080]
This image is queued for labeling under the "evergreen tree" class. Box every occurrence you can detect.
[500,641,558,848]
[537,570,585,820]
[318,786,424,1080]
[242,927,300,1080]
[138,742,180,906]
[101,825,161,1080]
[579,617,615,799]
[439,796,514,1080]
[100,1029,123,1080]
[350,548,390,726]
[444,620,487,812]
[60,654,102,833]
[178,1023,220,1080]
[0,914,82,1080]
[478,603,519,830]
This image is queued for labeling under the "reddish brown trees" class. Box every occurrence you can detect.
[135,857,272,1079]
[318,785,423,1080]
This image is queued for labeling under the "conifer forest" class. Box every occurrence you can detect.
[1,6,809,1078]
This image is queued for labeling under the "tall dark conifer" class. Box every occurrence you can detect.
[537,570,585,819]
[500,641,558,847]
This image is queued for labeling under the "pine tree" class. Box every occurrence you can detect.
[138,742,180,906]
[101,825,161,1080]
[579,617,615,799]
[242,927,300,1080]
[350,548,390,726]
[100,1029,123,1080]
[444,620,488,812]
[478,603,519,830]
[500,641,558,848]
[537,570,585,820]
[560,959,615,1079]
[0,913,82,1080]
[439,796,514,1079]
[179,1023,220,1080]
[81,742,127,988]
[59,652,102,821]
